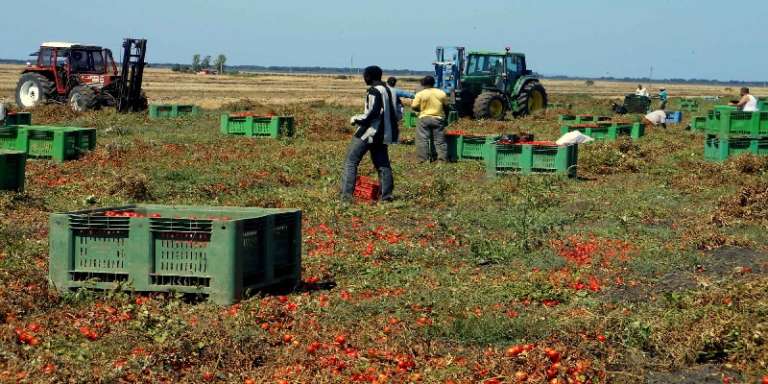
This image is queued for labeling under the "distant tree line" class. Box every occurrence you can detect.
[171,54,227,74]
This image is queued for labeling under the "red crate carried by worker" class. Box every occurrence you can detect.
[354,176,380,201]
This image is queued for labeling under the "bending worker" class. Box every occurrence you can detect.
[411,76,449,162]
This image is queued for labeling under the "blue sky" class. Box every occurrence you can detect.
[0,0,765,81]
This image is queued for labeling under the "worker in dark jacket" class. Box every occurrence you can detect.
[340,66,401,202]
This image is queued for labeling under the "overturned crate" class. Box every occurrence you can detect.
[22,126,96,162]
[48,205,302,305]
[149,104,200,119]
[0,150,26,192]
[560,122,644,141]
[485,141,578,177]
[220,114,294,138]
[446,133,499,161]
[704,135,768,162]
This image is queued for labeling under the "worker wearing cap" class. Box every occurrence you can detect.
[411,75,449,162]
[658,88,669,110]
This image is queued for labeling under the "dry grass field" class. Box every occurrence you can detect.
[1,64,765,108]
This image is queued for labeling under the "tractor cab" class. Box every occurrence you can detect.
[29,42,119,93]
[463,49,528,96]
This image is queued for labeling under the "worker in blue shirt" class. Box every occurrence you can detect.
[387,77,415,100]
[658,88,669,110]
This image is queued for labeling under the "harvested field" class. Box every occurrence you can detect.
[1,67,767,383]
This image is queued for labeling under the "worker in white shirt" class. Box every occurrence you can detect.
[730,87,759,112]
[635,84,649,97]
[643,110,667,129]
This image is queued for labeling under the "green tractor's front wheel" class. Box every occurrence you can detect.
[473,92,508,120]
[513,81,548,117]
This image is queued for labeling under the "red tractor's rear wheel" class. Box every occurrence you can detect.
[15,73,54,109]
[68,86,98,112]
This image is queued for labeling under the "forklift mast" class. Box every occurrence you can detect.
[434,46,465,97]
[116,38,147,112]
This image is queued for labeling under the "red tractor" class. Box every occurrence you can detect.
[15,38,148,113]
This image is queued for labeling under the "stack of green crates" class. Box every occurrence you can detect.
[0,150,26,192]
[220,114,294,138]
[560,122,644,141]
[149,104,200,119]
[48,205,302,305]
[703,106,768,161]
[485,142,578,177]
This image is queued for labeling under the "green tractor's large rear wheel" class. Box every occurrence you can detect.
[473,92,507,120]
[513,81,548,117]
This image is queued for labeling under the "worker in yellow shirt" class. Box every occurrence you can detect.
[411,76,449,161]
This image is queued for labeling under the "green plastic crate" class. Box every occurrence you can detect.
[690,116,707,132]
[560,122,644,141]
[485,142,578,177]
[21,126,96,162]
[704,135,768,162]
[3,112,32,126]
[447,110,459,125]
[679,99,700,112]
[404,110,458,129]
[558,114,612,126]
[0,126,28,151]
[446,134,499,161]
[0,150,26,192]
[220,114,294,138]
[149,105,200,119]
[404,111,419,128]
[48,205,302,305]
[704,108,768,138]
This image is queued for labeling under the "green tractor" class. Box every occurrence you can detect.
[434,46,547,119]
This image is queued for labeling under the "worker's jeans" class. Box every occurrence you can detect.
[340,137,394,201]
[416,116,447,161]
